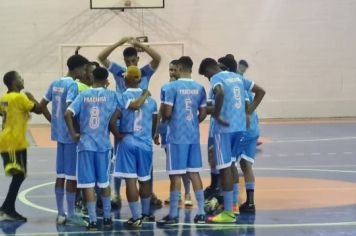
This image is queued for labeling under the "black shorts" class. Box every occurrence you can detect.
[1,149,27,176]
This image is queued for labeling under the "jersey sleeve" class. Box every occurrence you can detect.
[243,77,254,92]
[67,94,82,116]
[66,83,79,103]
[210,74,223,90]
[162,85,175,106]
[117,93,128,110]
[43,82,53,102]
[199,87,207,108]
[108,62,125,82]
[18,94,35,112]
[141,64,155,82]
[152,99,158,114]
[160,84,169,104]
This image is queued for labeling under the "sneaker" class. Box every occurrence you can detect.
[193,214,206,224]
[103,217,113,230]
[239,202,256,214]
[65,215,88,227]
[111,196,122,209]
[0,211,27,222]
[12,212,27,222]
[124,218,142,228]
[56,214,66,225]
[150,193,163,209]
[184,193,193,207]
[232,204,239,215]
[156,215,179,226]
[141,214,155,222]
[207,211,236,224]
[87,221,98,231]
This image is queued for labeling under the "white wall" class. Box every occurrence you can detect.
[0,0,355,123]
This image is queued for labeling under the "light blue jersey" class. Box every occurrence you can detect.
[163,78,207,144]
[108,62,155,93]
[241,76,259,139]
[158,83,170,141]
[118,88,157,150]
[67,88,119,152]
[44,77,78,143]
[210,71,248,133]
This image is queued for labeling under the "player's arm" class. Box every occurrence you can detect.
[246,84,266,115]
[24,92,42,114]
[131,39,161,70]
[64,109,80,143]
[128,90,151,110]
[206,101,214,115]
[98,37,133,68]
[198,106,207,123]
[213,85,229,126]
[152,113,158,140]
[153,109,161,145]
[39,99,51,122]
[109,109,125,141]
[161,104,172,122]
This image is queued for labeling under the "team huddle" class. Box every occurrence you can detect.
[0,37,265,231]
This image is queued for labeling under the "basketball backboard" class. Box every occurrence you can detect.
[90,0,164,9]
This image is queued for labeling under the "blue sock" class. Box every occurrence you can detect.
[169,191,180,218]
[245,182,255,190]
[223,191,233,212]
[114,177,122,196]
[233,184,239,205]
[66,191,76,217]
[194,190,205,215]
[128,201,142,220]
[101,196,111,218]
[87,202,97,223]
[55,188,65,216]
[141,197,151,215]
[182,175,191,195]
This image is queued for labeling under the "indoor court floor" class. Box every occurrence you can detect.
[1,119,356,236]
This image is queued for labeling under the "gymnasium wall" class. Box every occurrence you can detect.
[0,0,355,124]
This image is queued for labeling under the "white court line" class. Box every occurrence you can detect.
[273,136,356,143]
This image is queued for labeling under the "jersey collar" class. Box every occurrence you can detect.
[126,88,142,92]
[178,78,193,81]
[61,76,73,80]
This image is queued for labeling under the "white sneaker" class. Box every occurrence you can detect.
[56,214,66,225]
[184,193,193,207]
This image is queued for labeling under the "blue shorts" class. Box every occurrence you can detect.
[214,132,243,170]
[166,143,202,175]
[76,151,111,188]
[56,142,77,180]
[114,137,152,182]
[236,137,258,164]
[160,132,168,148]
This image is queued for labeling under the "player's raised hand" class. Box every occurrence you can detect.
[215,116,230,127]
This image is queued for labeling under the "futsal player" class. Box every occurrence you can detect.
[156,59,193,207]
[112,66,158,228]
[64,67,119,231]
[157,56,207,226]
[98,36,162,208]
[0,71,42,222]
[39,54,89,226]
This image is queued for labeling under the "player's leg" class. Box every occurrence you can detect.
[96,151,113,229]
[239,137,258,213]
[186,143,205,223]
[208,133,236,223]
[137,148,155,221]
[182,174,192,207]
[0,150,27,222]
[231,132,245,214]
[77,151,96,230]
[112,138,122,209]
[205,137,220,198]
[55,143,66,224]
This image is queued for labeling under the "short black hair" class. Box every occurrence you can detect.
[177,56,193,71]
[123,47,138,57]
[67,54,89,71]
[218,56,237,72]
[239,60,249,68]
[199,58,218,75]
[3,71,17,88]
[170,59,179,65]
[93,67,109,81]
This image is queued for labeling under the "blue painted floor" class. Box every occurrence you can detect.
[1,121,356,235]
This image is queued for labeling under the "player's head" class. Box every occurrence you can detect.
[124,66,141,88]
[218,54,237,72]
[83,61,99,86]
[199,58,221,80]
[3,71,24,91]
[177,56,193,75]
[67,54,89,81]
[169,59,179,81]
[92,67,109,88]
[238,60,249,75]
[123,47,139,67]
